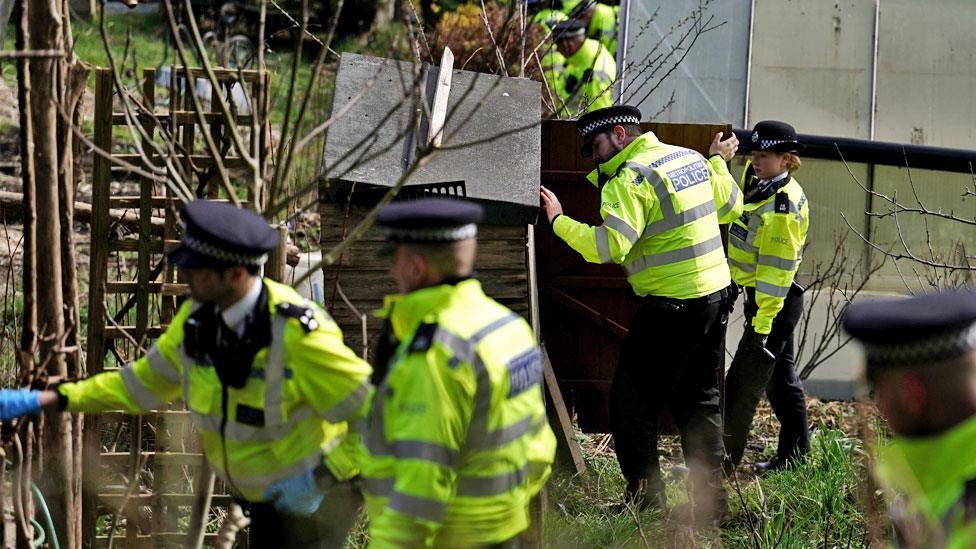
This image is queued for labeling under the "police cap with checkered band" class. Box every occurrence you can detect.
[551,18,587,41]
[167,200,279,269]
[843,290,976,372]
[576,105,642,157]
[376,197,484,245]
[749,120,805,153]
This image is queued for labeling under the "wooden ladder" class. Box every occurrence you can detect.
[86,65,267,547]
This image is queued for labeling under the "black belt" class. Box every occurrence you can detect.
[643,287,726,307]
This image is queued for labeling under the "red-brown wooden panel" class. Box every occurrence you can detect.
[538,120,732,432]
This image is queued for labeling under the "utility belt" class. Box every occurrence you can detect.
[641,287,727,312]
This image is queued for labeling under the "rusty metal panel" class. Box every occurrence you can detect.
[538,121,730,432]
[874,0,976,148]
[748,0,874,137]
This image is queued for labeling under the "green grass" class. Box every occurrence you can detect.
[546,428,876,548]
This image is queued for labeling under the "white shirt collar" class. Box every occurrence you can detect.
[219,277,263,336]
[759,170,790,185]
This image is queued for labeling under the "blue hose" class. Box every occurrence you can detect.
[31,482,60,549]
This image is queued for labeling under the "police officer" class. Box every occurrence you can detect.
[552,19,616,114]
[527,0,569,107]
[845,290,976,548]
[539,106,741,524]
[0,201,372,547]
[723,121,811,474]
[569,0,618,55]
[358,197,556,547]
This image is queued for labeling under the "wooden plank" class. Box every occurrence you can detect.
[172,65,265,81]
[108,196,178,209]
[428,47,454,147]
[542,345,586,475]
[105,281,188,296]
[92,533,223,547]
[112,111,253,125]
[100,452,204,468]
[114,153,251,170]
[104,326,165,339]
[109,239,180,253]
[84,68,115,547]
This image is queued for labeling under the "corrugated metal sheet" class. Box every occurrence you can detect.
[875,0,976,148]
[747,0,875,137]
[621,0,751,126]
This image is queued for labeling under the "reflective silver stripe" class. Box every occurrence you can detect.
[225,449,323,490]
[388,491,446,522]
[457,465,529,497]
[393,440,460,468]
[758,255,798,271]
[642,200,716,238]
[625,162,673,217]
[323,380,371,424]
[121,364,163,410]
[469,414,546,450]
[728,258,756,273]
[603,214,639,244]
[362,476,394,496]
[191,405,319,443]
[757,196,799,216]
[756,280,791,298]
[470,312,522,342]
[716,183,740,220]
[729,235,758,254]
[622,234,725,275]
[594,226,613,263]
[365,385,392,456]
[145,346,180,384]
[263,316,289,426]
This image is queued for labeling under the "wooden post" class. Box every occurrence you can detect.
[265,225,288,283]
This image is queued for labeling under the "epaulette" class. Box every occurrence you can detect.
[774,192,791,214]
[408,323,438,352]
[276,302,318,333]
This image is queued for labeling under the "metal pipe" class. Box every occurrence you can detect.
[733,129,976,174]
[869,0,880,140]
[614,0,631,103]
[742,0,756,128]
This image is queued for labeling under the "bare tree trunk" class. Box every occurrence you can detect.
[371,0,396,32]
[15,0,35,359]
[28,0,75,547]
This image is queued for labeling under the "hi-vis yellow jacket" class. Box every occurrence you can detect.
[360,279,555,548]
[59,279,372,502]
[876,415,976,549]
[532,9,568,102]
[728,164,809,334]
[559,38,616,114]
[554,132,743,299]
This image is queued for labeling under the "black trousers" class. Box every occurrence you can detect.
[609,288,728,515]
[246,480,363,548]
[723,285,810,467]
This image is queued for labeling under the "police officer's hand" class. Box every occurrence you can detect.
[540,186,563,224]
[0,389,45,420]
[709,131,739,162]
[745,331,775,360]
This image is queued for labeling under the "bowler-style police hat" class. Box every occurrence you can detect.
[552,19,586,41]
[750,120,804,153]
[576,105,642,157]
[843,290,976,371]
[376,197,484,247]
[167,200,280,269]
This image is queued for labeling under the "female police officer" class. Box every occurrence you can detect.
[723,121,811,474]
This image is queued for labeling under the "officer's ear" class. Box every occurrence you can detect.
[901,372,929,414]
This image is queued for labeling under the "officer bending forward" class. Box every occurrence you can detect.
[359,197,556,548]
[0,201,372,547]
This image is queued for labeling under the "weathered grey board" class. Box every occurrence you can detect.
[318,201,529,354]
[321,53,542,225]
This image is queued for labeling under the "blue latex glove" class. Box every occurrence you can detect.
[261,467,326,515]
[0,389,41,420]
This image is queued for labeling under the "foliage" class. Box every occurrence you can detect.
[546,427,879,548]
[424,3,544,80]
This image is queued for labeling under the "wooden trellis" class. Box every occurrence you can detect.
[86,65,268,547]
